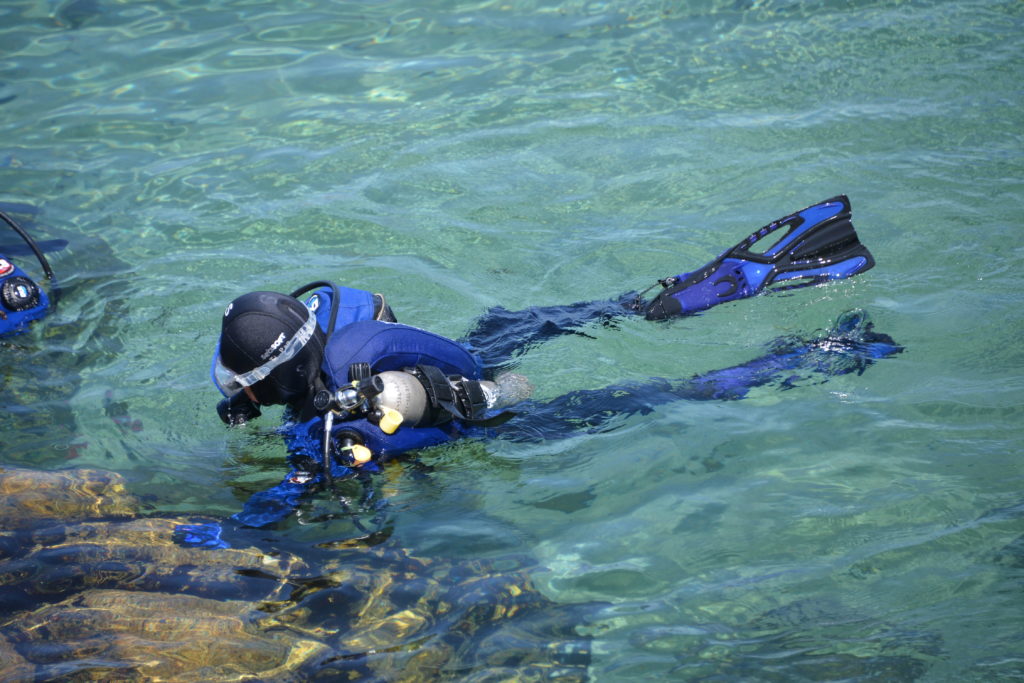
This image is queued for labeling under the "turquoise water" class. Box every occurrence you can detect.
[2,0,1022,679]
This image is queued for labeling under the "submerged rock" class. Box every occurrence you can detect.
[1,589,329,682]
[0,465,595,681]
[0,466,138,531]
[0,633,32,681]
[0,517,304,610]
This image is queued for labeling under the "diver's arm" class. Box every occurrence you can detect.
[229,474,317,528]
[228,416,343,528]
[172,470,320,544]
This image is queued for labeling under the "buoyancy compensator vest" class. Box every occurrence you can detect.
[309,319,492,464]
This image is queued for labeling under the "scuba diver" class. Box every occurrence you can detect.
[0,208,61,337]
[178,196,901,544]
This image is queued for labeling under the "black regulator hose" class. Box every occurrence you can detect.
[1,210,55,281]
[290,280,341,341]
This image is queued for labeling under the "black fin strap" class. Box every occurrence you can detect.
[631,281,663,311]
[632,275,681,312]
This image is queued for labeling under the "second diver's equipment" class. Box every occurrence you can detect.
[641,195,875,320]
[0,210,60,337]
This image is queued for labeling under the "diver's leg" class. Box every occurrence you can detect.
[461,293,640,370]
[493,310,901,442]
[464,198,877,366]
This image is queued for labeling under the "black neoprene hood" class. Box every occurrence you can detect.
[218,291,324,406]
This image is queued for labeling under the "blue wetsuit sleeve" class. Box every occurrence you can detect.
[230,476,315,528]
[281,416,323,468]
[228,420,322,527]
[172,521,230,549]
[228,417,390,529]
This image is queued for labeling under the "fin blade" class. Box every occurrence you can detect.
[738,195,851,259]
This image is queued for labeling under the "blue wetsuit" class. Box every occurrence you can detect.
[216,287,901,530]
[173,195,900,544]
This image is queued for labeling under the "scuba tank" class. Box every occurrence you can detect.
[313,362,531,473]
[0,210,59,337]
[318,364,530,433]
[371,367,531,428]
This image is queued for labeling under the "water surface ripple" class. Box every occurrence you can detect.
[1,0,1022,679]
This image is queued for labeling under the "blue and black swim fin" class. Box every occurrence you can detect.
[641,195,875,320]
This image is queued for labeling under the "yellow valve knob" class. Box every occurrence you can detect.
[378,408,403,435]
[349,444,372,465]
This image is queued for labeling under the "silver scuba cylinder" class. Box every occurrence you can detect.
[372,370,532,428]
[373,370,433,427]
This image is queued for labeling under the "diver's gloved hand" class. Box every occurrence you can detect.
[172,521,230,549]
